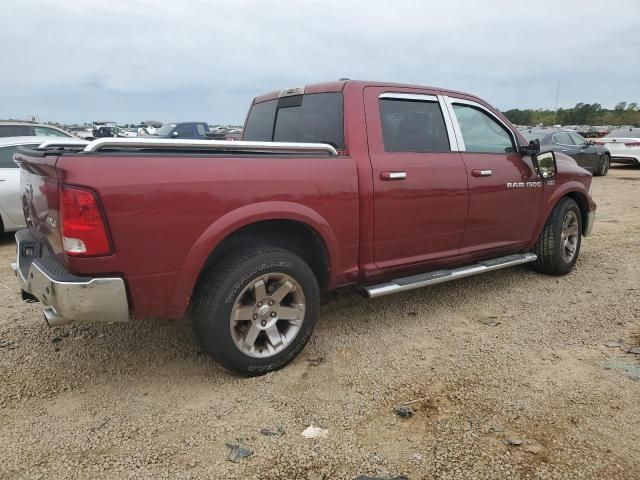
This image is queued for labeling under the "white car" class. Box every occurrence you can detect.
[0,137,87,233]
[0,121,73,138]
[596,127,640,166]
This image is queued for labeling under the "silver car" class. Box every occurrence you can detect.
[0,121,73,138]
[0,137,87,233]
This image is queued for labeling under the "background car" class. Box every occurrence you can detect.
[0,121,73,138]
[0,136,87,233]
[520,128,611,176]
[595,127,640,167]
[153,122,210,139]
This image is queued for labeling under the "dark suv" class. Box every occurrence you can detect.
[153,122,210,139]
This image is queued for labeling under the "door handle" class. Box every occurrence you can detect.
[380,171,407,180]
[561,149,568,153]
[471,169,492,177]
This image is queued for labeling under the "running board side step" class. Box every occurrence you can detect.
[364,253,538,299]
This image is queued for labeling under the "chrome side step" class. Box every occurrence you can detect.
[364,253,537,298]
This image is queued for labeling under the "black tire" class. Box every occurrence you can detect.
[532,198,582,276]
[593,153,610,176]
[191,246,320,376]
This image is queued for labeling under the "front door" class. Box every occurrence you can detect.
[445,98,542,254]
[364,88,469,270]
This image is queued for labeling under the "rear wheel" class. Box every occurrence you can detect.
[532,198,582,276]
[593,153,610,176]
[191,246,320,376]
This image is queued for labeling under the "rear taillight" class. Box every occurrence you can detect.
[59,185,111,256]
[625,141,640,147]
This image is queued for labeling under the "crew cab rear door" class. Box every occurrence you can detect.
[364,87,468,270]
[443,96,542,254]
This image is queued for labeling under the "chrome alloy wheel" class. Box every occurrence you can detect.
[229,273,306,358]
[560,210,579,263]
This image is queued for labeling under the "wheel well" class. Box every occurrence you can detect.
[199,220,331,290]
[566,191,589,234]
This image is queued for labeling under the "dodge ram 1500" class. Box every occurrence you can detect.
[12,80,596,375]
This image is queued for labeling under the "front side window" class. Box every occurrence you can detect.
[553,132,573,145]
[379,99,450,152]
[33,126,70,137]
[452,104,515,154]
[244,92,344,149]
[196,124,206,136]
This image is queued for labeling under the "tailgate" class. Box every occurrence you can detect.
[13,147,64,255]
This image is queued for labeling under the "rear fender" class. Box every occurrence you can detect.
[168,201,340,318]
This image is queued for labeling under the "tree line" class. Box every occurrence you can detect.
[503,102,640,126]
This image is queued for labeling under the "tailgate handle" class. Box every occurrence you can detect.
[471,169,493,177]
[380,171,407,180]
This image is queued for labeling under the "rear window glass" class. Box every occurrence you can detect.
[379,99,450,152]
[606,128,640,138]
[0,125,31,137]
[243,92,344,149]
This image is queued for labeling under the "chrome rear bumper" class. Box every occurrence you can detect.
[12,230,129,327]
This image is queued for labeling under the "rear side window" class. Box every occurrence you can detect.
[174,124,193,137]
[244,92,344,149]
[553,132,573,145]
[379,99,450,152]
[0,125,31,137]
[452,104,515,154]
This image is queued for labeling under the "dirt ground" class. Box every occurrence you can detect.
[1,166,639,480]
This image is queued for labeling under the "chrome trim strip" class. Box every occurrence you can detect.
[365,253,537,298]
[388,171,407,179]
[443,96,518,152]
[437,94,460,151]
[442,96,466,151]
[82,138,338,156]
[379,92,439,102]
[38,140,90,149]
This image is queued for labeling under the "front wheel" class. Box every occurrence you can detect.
[593,153,610,176]
[532,198,582,276]
[191,246,320,376]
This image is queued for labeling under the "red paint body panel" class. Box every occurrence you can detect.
[16,81,596,320]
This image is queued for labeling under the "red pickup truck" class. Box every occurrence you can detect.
[12,80,596,375]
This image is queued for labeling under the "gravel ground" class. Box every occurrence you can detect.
[1,166,639,480]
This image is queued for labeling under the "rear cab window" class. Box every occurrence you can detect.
[243,92,344,150]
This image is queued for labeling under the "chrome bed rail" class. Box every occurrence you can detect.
[81,138,339,156]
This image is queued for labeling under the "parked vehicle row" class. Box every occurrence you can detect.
[11,80,596,376]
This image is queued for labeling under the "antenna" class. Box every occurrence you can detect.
[553,79,560,125]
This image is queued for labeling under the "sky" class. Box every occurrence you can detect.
[1,0,639,124]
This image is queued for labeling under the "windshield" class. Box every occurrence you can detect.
[155,123,176,136]
[243,92,344,149]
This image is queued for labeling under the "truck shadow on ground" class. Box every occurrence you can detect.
[4,264,540,397]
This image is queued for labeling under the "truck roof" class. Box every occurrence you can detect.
[253,80,480,104]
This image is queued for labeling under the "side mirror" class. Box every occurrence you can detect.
[519,138,540,156]
[172,131,179,137]
[534,151,558,179]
